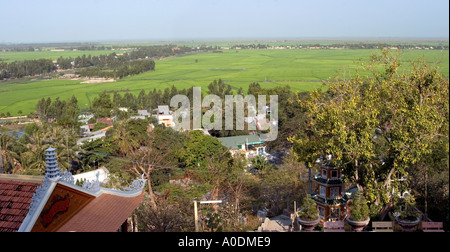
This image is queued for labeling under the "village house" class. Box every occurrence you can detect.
[77,125,113,145]
[137,109,151,118]
[155,105,174,128]
[218,134,267,159]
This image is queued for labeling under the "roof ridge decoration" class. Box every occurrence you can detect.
[28,177,52,216]
[81,171,101,193]
[21,148,147,232]
[60,170,75,184]
[122,174,146,192]
[28,149,146,218]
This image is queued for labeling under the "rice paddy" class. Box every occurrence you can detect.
[0,49,448,116]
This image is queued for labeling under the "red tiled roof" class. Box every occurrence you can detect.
[96,118,113,125]
[0,180,39,232]
[57,191,144,232]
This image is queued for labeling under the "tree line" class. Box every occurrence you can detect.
[75,59,155,79]
[0,59,55,79]
[35,96,80,128]
[0,45,208,80]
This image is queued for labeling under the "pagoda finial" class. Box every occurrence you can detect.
[45,146,62,181]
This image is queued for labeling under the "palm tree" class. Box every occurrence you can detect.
[0,134,21,174]
[22,131,48,175]
[250,155,268,173]
[41,126,80,172]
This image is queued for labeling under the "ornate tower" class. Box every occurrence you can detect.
[312,155,347,222]
[45,147,62,181]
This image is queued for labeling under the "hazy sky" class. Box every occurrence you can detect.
[1,0,449,43]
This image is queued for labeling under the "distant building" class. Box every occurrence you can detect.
[77,126,112,145]
[157,105,171,115]
[96,118,113,125]
[137,109,151,117]
[130,116,146,120]
[156,105,174,128]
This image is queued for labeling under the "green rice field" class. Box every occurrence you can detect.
[0,50,129,63]
[0,49,448,116]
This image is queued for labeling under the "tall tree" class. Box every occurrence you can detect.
[92,91,114,118]
[128,127,184,209]
[291,50,449,218]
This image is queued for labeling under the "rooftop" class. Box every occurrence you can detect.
[157,105,171,115]
[0,176,41,232]
[218,134,264,150]
[57,191,144,232]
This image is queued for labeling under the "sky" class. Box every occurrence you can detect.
[1,0,449,43]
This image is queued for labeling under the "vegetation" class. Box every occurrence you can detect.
[1,49,448,117]
[298,197,319,221]
[1,47,448,231]
[290,50,449,222]
[0,59,55,79]
[349,191,370,221]
[36,96,80,128]
[396,193,421,221]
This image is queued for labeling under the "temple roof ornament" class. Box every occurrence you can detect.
[44,147,62,181]
[28,147,146,216]
[122,174,146,192]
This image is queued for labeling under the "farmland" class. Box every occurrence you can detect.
[0,49,448,116]
[0,50,131,63]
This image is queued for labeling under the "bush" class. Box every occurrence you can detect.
[397,193,421,221]
[298,197,319,221]
[349,191,370,221]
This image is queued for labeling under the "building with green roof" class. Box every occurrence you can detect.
[218,134,266,159]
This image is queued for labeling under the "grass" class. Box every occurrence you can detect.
[0,49,448,116]
[0,50,129,63]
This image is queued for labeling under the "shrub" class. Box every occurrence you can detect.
[298,197,319,221]
[349,191,370,221]
[397,193,421,221]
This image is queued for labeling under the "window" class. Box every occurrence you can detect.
[322,169,327,178]
[331,208,340,219]
[318,206,325,218]
[320,186,326,197]
[331,170,338,179]
[330,187,340,198]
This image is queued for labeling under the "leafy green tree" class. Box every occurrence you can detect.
[179,130,230,170]
[1,134,21,174]
[108,119,149,157]
[250,155,269,173]
[298,197,319,221]
[291,50,449,219]
[207,79,233,99]
[92,91,114,118]
[21,131,48,175]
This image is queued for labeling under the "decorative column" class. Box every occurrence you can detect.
[45,147,61,181]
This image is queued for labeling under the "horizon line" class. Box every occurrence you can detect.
[1,37,449,45]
